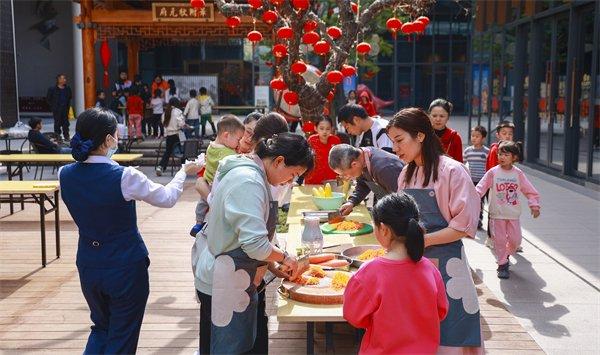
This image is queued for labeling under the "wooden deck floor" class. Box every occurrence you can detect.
[0,185,544,354]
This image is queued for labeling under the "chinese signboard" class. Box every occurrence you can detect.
[152,2,215,22]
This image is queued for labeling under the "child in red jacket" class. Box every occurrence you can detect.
[429,98,463,163]
[344,193,448,354]
[304,116,340,184]
[486,120,516,171]
[126,87,145,141]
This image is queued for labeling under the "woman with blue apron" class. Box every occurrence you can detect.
[193,133,314,354]
[387,108,483,354]
[59,108,200,354]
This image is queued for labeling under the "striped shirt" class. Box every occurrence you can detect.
[464,145,489,183]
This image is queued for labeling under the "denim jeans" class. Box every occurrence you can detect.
[185,119,200,138]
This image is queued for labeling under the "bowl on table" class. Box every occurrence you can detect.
[342,245,385,267]
[312,192,345,210]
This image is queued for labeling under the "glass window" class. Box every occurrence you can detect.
[522,28,530,155]
[415,65,433,109]
[416,36,434,63]
[552,17,569,167]
[451,65,467,114]
[435,65,448,99]
[491,32,503,131]
[397,66,412,109]
[576,9,595,175]
[375,65,394,101]
[396,39,413,63]
[503,28,516,122]
[537,20,553,163]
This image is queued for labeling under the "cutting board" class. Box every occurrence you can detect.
[320,222,373,236]
[279,271,352,305]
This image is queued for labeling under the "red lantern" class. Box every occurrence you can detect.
[386,18,402,34]
[313,40,330,55]
[247,30,263,43]
[270,0,284,6]
[226,16,241,29]
[292,0,310,11]
[283,91,299,105]
[190,0,205,9]
[272,44,288,58]
[270,78,287,91]
[302,31,320,45]
[291,61,308,74]
[326,71,343,85]
[100,40,111,89]
[351,2,358,14]
[277,26,293,40]
[412,21,425,33]
[303,20,318,32]
[326,26,342,39]
[248,0,263,9]
[262,10,278,25]
[417,16,430,27]
[341,64,356,77]
[401,22,414,34]
[327,91,335,102]
[356,42,371,55]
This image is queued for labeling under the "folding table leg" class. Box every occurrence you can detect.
[54,190,60,258]
[7,164,14,214]
[39,194,47,267]
[325,322,334,352]
[19,164,24,210]
[306,322,315,355]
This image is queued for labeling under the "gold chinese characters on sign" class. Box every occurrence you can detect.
[152,3,215,22]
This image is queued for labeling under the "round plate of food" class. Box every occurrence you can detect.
[320,219,373,236]
[342,245,386,267]
[279,265,353,304]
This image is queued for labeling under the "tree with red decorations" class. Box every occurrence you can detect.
[195,0,434,121]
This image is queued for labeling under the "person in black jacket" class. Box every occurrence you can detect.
[46,74,72,141]
[27,118,71,154]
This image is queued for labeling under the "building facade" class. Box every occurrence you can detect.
[471,0,600,185]
[365,0,472,115]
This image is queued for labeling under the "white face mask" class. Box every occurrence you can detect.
[106,135,118,159]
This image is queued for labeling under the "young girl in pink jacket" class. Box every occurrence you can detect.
[476,141,541,279]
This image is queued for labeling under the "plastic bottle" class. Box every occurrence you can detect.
[301,216,324,254]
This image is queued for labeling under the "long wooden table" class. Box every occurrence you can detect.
[278,185,376,354]
[0,181,61,267]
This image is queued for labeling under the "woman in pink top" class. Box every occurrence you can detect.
[476,141,540,279]
[344,193,448,354]
[387,108,483,353]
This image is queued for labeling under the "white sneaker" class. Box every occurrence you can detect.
[485,237,494,249]
[156,167,163,176]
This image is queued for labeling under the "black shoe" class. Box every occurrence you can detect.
[497,263,510,279]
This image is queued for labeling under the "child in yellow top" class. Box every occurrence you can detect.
[191,115,244,236]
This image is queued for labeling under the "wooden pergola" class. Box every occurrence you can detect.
[73,0,266,108]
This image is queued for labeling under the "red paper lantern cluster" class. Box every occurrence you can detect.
[248,0,262,9]
[277,26,293,40]
[190,0,205,9]
[291,61,308,75]
[272,44,288,58]
[326,70,343,85]
[284,91,299,105]
[356,42,371,55]
[226,16,241,29]
[341,64,356,77]
[313,40,330,55]
[351,2,358,14]
[270,78,287,91]
[247,30,263,43]
[401,16,430,35]
[327,26,342,40]
[262,10,278,25]
[302,31,320,45]
[292,0,310,11]
[303,20,318,32]
[386,17,402,36]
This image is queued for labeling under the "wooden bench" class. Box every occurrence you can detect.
[0,181,60,267]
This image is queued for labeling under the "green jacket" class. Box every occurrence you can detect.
[193,155,272,294]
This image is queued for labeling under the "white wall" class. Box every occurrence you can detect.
[14,0,74,97]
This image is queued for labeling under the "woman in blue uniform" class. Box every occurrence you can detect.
[59,108,200,354]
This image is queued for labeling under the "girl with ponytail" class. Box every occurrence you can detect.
[343,192,449,354]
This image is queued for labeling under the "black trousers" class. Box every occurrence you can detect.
[159,135,180,170]
[197,283,268,355]
[53,107,70,139]
[151,114,164,137]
